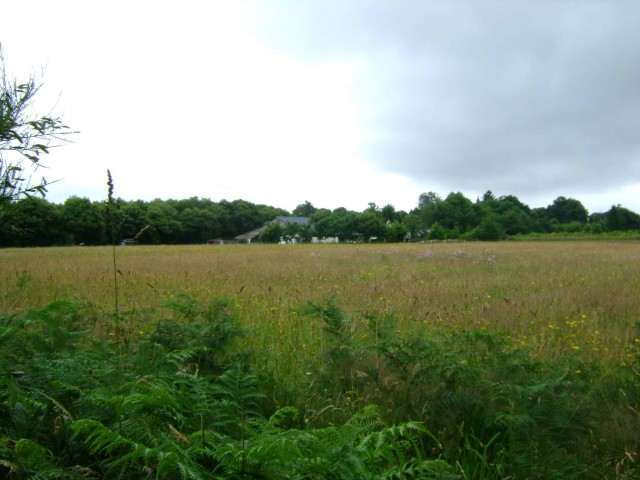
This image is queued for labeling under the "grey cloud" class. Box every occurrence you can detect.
[253,1,640,205]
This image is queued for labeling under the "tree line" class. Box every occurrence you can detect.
[0,196,288,247]
[2,50,639,247]
[1,191,639,247]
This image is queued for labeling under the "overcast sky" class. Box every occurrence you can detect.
[2,1,639,214]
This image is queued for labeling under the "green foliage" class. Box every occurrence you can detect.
[220,199,267,238]
[0,46,74,205]
[159,294,245,373]
[2,185,639,246]
[211,365,266,436]
[259,221,283,243]
[147,199,184,244]
[417,191,442,228]
[468,215,506,241]
[596,204,640,231]
[428,222,447,240]
[478,192,532,235]
[0,197,65,246]
[60,196,106,245]
[2,297,456,479]
[546,196,589,224]
[1,296,640,479]
[292,200,316,217]
[282,221,302,243]
[302,296,354,367]
[23,300,84,353]
[212,404,454,480]
[386,220,408,242]
[294,301,640,479]
[355,211,388,241]
[429,192,478,234]
[73,418,217,479]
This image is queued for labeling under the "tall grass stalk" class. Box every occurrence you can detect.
[105,169,119,333]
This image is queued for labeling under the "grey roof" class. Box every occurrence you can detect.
[234,216,310,241]
[274,216,310,225]
[234,226,266,240]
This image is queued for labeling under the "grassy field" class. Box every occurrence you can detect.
[1,241,638,364]
[2,241,639,478]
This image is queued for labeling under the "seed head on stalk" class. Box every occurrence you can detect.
[106,169,119,333]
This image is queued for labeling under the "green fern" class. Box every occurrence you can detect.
[302,295,350,344]
[5,438,84,479]
[3,399,48,443]
[211,365,266,436]
[74,419,218,480]
[119,377,185,427]
[153,295,245,374]
[23,300,84,353]
[2,298,638,479]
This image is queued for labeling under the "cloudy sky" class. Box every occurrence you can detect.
[2,1,639,214]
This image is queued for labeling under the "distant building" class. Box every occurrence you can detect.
[272,216,310,228]
[206,238,238,245]
[234,226,267,244]
[233,216,344,244]
[234,216,310,244]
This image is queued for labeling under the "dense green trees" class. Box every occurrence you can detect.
[0,191,637,247]
[591,205,640,232]
[546,196,589,224]
[60,196,104,245]
[355,210,388,241]
[0,197,64,246]
[259,221,284,243]
[478,192,532,235]
[114,199,147,240]
[146,200,182,244]
[408,191,602,240]
[292,200,316,217]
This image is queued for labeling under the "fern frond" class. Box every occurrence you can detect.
[345,404,385,436]
[163,293,200,319]
[75,419,213,479]
[358,420,431,454]
[5,399,47,441]
[378,459,460,479]
[0,318,23,345]
[32,388,75,422]
[10,438,69,479]
[165,346,207,367]
[333,451,370,479]
[117,417,156,445]
[267,406,299,428]
[302,295,351,344]
[213,366,266,419]
[73,419,135,456]
[119,376,185,426]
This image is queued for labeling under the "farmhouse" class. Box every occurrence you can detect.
[273,216,310,228]
[233,216,309,244]
[234,226,267,244]
[233,216,340,244]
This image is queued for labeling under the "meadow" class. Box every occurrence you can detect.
[1,241,639,478]
[2,241,638,365]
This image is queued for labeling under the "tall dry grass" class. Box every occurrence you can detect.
[1,241,638,371]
